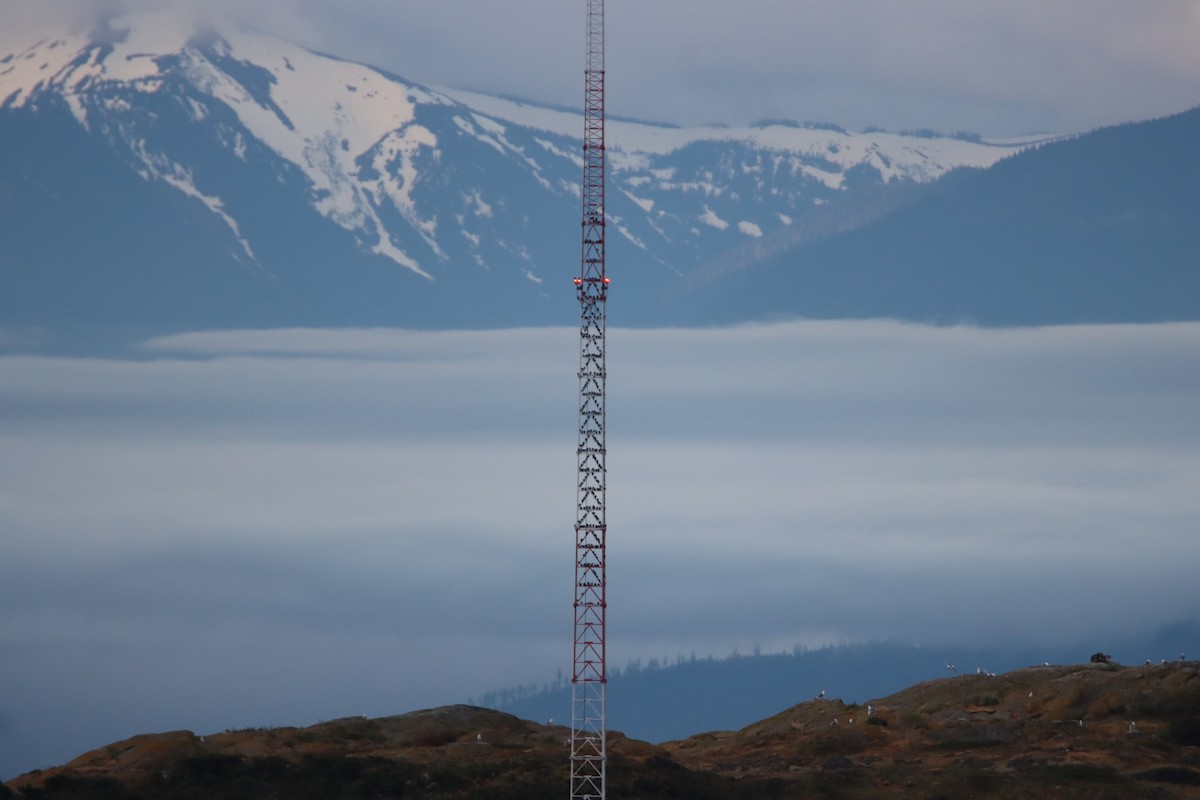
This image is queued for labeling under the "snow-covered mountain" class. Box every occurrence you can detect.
[699,105,1200,326]
[0,10,1039,338]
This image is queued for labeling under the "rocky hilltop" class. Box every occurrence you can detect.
[7,661,1199,799]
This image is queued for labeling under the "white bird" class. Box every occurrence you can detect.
[815,690,825,700]
[867,705,876,717]
[829,718,839,727]
[476,733,483,743]
[945,663,957,673]
[1128,721,1138,733]
[1029,691,1034,698]
[1145,659,1153,666]
[1181,653,1187,662]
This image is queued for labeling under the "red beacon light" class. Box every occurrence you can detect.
[602,277,611,284]
[573,277,583,286]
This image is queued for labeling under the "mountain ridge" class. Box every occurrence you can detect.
[694,106,1200,326]
[482,622,1200,745]
[1,11,1043,344]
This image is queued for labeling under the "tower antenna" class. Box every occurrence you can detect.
[570,0,607,798]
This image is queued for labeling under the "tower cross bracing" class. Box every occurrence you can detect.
[570,1,608,799]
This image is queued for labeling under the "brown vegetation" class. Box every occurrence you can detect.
[6,661,1199,799]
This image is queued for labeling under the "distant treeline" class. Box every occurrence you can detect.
[475,622,1199,742]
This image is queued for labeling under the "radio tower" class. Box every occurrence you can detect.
[570,0,608,798]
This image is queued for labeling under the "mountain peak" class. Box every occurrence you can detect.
[0,10,1082,339]
[2,10,451,279]
[1,8,213,109]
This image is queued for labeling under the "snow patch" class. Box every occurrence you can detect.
[472,114,507,137]
[699,206,730,231]
[615,221,647,250]
[466,189,493,219]
[231,130,248,161]
[454,114,506,155]
[365,125,443,263]
[168,28,441,276]
[622,189,654,213]
[534,137,580,167]
[437,86,1046,182]
[130,140,256,261]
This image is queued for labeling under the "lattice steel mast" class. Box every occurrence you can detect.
[570,0,608,798]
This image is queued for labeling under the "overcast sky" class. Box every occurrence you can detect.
[2,321,1198,778]
[2,0,1199,135]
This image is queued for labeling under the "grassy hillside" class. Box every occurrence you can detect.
[6,660,1199,799]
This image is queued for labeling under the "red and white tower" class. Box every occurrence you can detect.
[570,0,608,798]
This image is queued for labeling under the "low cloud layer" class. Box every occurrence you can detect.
[2,320,1197,778]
